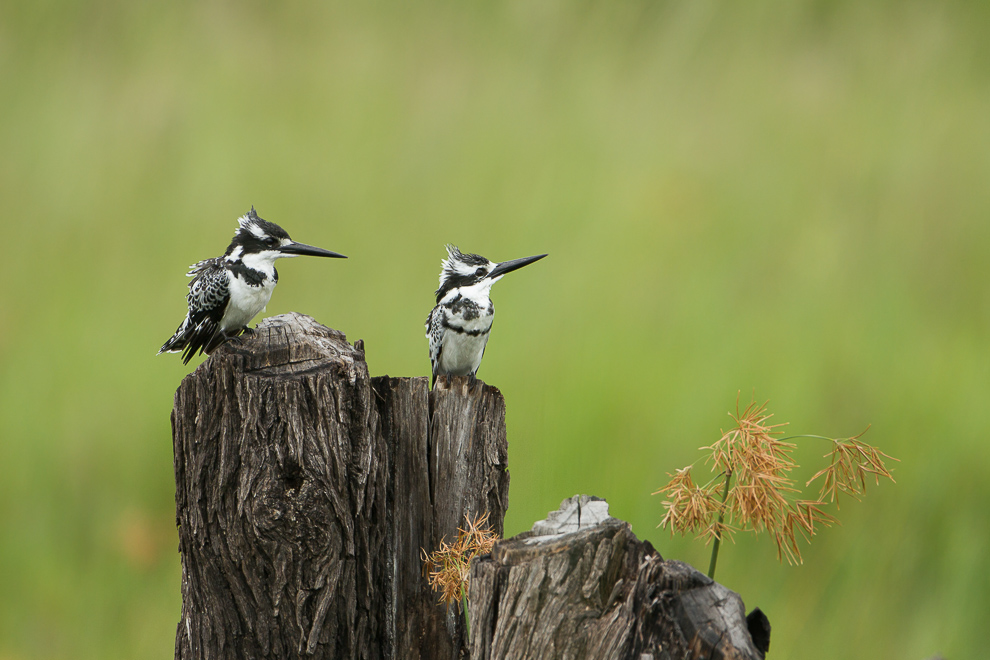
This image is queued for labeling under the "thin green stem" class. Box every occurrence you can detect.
[461,583,470,642]
[698,471,726,490]
[707,471,732,579]
[779,434,837,443]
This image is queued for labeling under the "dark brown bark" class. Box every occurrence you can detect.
[468,495,769,660]
[171,313,508,660]
[371,375,508,659]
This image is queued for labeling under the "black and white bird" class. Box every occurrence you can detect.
[159,207,346,364]
[426,245,546,387]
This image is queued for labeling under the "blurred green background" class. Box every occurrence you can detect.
[1,1,987,658]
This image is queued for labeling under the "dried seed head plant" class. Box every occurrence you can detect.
[654,396,896,578]
[422,511,499,629]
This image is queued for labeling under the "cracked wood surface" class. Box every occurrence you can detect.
[468,495,768,660]
[172,313,508,660]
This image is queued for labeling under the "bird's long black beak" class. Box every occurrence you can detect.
[279,242,347,258]
[487,253,547,279]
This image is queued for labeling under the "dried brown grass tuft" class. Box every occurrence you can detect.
[806,427,897,506]
[656,396,896,573]
[422,512,500,609]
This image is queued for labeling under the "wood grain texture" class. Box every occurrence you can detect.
[370,376,437,660]
[468,495,768,660]
[172,313,509,660]
[370,375,509,660]
[428,377,510,657]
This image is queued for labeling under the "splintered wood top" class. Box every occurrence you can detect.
[208,312,367,377]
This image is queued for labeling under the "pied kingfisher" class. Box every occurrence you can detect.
[159,207,346,364]
[426,245,547,387]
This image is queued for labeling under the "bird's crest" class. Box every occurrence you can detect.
[439,245,490,287]
[434,245,497,302]
[237,206,265,238]
[232,207,290,245]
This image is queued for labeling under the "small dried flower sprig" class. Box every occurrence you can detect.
[806,429,896,505]
[654,397,896,578]
[422,512,499,610]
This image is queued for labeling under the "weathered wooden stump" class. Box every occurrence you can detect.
[371,375,508,658]
[171,313,508,660]
[468,495,770,660]
[171,314,768,659]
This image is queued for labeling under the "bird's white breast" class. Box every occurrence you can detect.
[437,300,494,376]
[438,326,491,376]
[222,271,276,331]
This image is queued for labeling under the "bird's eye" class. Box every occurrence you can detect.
[475,267,486,277]
[264,237,277,246]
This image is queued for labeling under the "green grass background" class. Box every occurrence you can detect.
[1,1,988,658]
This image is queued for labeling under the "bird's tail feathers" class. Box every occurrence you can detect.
[158,319,191,355]
[158,317,232,364]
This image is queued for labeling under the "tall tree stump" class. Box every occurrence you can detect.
[171,313,508,660]
[468,495,770,660]
[371,375,508,658]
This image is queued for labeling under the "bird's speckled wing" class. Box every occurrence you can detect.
[426,305,445,386]
[186,259,230,325]
[159,258,231,363]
